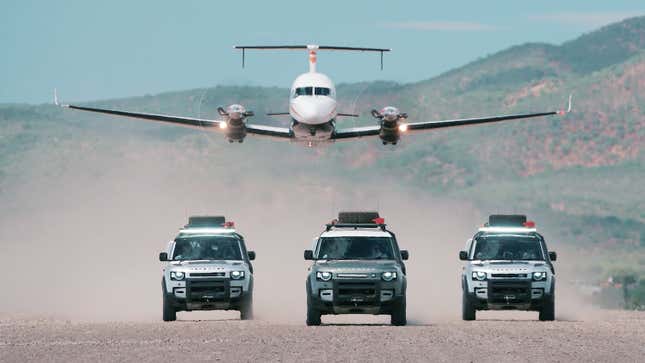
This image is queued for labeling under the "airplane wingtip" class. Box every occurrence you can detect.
[53,88,69,108]
[557,94,573,115]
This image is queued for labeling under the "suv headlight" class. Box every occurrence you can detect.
[381,271,397,281]
[316,271,332,281]
[230,271,245,280]
[170,271,185,281]
[532,271,547,281]
[472,271,487,281]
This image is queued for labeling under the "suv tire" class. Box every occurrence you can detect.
[462,290,476,321]
[539,295,555,321]
[306,301,321,326]
[163,292,177,322]
[390,295,407,326]
[306,284,321,326]
[240,294,254,320]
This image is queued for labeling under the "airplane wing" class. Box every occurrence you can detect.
[333,96,572,140]
[58,103,293,139]
[332,125,383,139]
[62,104,224,130]
[245,123,292,138]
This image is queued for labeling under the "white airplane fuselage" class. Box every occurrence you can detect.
[288,71,338,142]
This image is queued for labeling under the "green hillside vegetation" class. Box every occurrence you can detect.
[1,16,644,308]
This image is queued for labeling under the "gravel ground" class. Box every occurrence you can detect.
[1,311,643,362]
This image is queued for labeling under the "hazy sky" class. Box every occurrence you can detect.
[1,0,643,104]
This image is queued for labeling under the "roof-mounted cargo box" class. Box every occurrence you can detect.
[186,215,226,228]
[337,211,380,224]
[488,215,527,227]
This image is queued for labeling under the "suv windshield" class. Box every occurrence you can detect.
[317,236,395,260]
[172,236,242,261]
[472,235,544,261]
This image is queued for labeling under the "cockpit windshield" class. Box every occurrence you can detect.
[317,236,395,260]
[472,235,544,261]
[315,87,330,96]
[295,87,313,97]
[172,236,242,261]
[294,87,331,97]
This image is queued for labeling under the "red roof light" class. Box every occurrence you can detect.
[372,217,385,225]
[523,221,536,228]
[224,221,235,228]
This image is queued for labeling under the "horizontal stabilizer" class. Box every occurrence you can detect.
[234,44,390,69]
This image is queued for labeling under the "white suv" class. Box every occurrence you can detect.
[459,215,556,321]
[159,216,255,321]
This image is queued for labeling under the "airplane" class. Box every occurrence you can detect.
[55,45,572,146]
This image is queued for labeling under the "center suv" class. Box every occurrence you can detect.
[459,215,557,321]
[304,212,409,326]
[159,216,256,321]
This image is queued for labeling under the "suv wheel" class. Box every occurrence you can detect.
[163,292,177,322]
[539,295,555,321]
[306,301,321,326]
[306,290,321,326]
[390,295,407,326]
[462,290,476,321]
[240,294,254,320]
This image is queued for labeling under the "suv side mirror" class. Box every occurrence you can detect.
[159,252,168,262]
[247,251,256,260]
[548,251,557,261]
[459,251,468,261]
[304,250,314,260]
[400,250,409,260]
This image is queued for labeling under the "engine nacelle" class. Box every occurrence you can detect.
[371,106,408,145]
[217,104,254,143]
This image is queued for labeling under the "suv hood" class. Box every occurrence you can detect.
[314,260,399,273]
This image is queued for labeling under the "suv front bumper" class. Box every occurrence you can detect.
[471,279,551,311]
[166,278,250,311]
[309,279,404,314]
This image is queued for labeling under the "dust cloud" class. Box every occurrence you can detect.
[0,136,595,324]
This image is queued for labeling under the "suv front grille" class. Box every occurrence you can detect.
[491,273,528,278]
[189,272,226,277]
[336,273,370,279]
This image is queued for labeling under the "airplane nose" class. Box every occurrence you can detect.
[292,97,336,124]
[298,106,319,122]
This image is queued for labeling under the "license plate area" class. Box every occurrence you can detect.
[334,281,379,304]
[488,280,531,304]
[186,279,230,302]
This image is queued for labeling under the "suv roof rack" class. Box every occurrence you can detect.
[324,211,387,231]
[325,222,387,231]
